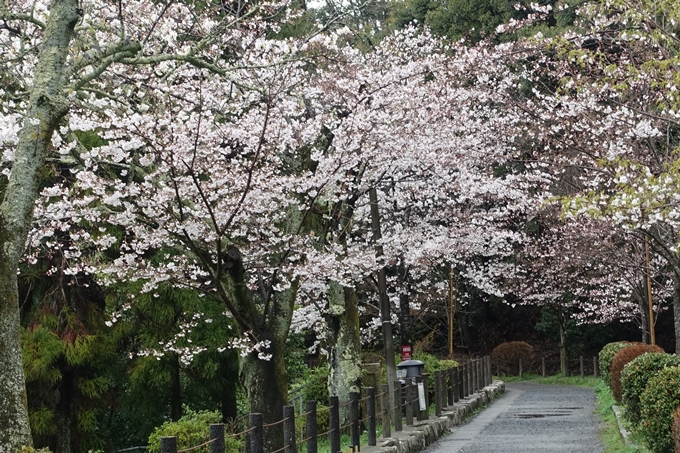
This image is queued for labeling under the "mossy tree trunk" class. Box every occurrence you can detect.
[223,247,296,453]
[170,354,183,421]
[327,281,361,424]
[0,0,81,449]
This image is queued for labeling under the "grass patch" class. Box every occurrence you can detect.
[594,381,648,453]
[497,373,599,387]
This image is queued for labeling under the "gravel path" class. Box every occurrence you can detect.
[425,382,604,453]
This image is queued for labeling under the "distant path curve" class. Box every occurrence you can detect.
[424,382,603,453]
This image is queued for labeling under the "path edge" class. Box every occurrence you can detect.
[359,381,506,453]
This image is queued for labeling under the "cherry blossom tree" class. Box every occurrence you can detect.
[0,0,347,448]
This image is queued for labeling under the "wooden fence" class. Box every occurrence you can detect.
[158,356,493,453]
[493,355,600,378]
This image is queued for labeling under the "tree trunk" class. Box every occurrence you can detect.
[0,1,80,449]
[54,370,72,453]
[637,280,649,344]
[327,282,361,424]
[170,354,183,421]
[220,353,238,422]
[369,188,397,413]
[239,327,289,453]
[398,262,411,349]
[231,262,296,453]
[673,274,680,354]
[558,321,567,377]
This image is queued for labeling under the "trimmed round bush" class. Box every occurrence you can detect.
[640,366,680,453]
[599,341,634,387]
[621,353,680,425]
[491,341,533,376]
[611,344,663,402]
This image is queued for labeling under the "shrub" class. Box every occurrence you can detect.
[672,406,680,453]
[413,353,458,389]
[640,366,680,453]
[621,353,680,425]
[148,409,243,453]
[611,344,663,402]
[491,341,533,376]
[599,341,634,387]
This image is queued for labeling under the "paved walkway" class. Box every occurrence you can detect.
[425,382,603,453]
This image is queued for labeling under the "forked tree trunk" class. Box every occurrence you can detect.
[0,1,81,449]
[327,282,361,424]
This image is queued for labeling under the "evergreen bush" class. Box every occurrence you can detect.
[147,409,243,453]
[621,352,680,425]
[639,366,680,453]
[491,341,533,376]
[672,406,680,453]
[598,341,633,387]
[610,344,663,402]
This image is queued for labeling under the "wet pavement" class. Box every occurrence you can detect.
[424,382,603,453]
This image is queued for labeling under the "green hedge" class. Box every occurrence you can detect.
[598,342,632,387]
[621,353,680,426]
[639,366,680,453]
[148,409,243,453]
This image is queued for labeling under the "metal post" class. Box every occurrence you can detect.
[306,401,317,453]
[249,414,263,453]
[210,424,225,453]
[329,396,340,453]
[284,406,296,453]
[593,357,598,378]
[580,356,584,379]
[381,384,391,438]
[161,437,177,453]
[367,388,376,446]
[393,381,402,432]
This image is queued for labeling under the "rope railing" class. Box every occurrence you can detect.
[158,357,494,453]
[177,438,217,453]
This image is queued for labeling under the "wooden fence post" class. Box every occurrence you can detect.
[420,375,429,420]
[329,396,340,453]
[210,424,224,453]
[306,401,317,453]
[393,381,402,432]
[350,392,360,450]
[404,378,414,426]
[452,367,459,402]
[381,384,391,438]
[367,388,376,446]
[519,359,523,379]
[161,437,177,453]
[542,357,546,378]
[434,371,442,416]
[446,368,454,406]
[249,414,263,453]
[284,406,296,453]
[459,365,466,398]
